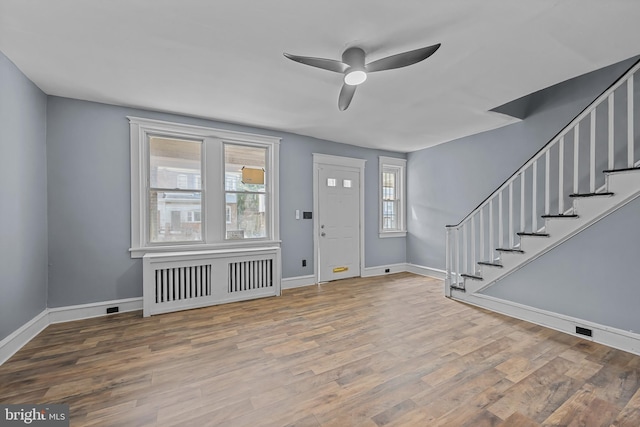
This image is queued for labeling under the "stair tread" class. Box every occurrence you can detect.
[496,248,525,253]
[478,261,503,268]
[569,192,614,198]
[461,273,483,281]
[603,166,640,174]
[541,214,578,218]
[517,232,550,237]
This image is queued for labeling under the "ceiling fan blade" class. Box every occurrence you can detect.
[365,43,441,73]
[338,84,357,111]
[283,53,348,73]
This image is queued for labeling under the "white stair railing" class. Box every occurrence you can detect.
[446,59,640,293]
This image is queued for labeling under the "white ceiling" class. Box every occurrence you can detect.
[2,1,640,152]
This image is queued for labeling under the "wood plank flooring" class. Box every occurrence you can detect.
[1,272,639,426]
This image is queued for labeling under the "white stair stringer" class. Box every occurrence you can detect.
[457,168,640,295]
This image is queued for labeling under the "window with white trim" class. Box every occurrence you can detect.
[224,144,267,240]
[129,117,280,257]
[149,137,202,243]
[379,156,407,238]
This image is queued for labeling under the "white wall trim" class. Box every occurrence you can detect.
[405,263,447,280]
[48,297,143,324]
[457,293,640,356]
[0,298,143,366]
[0,310,49,366]
[282,275,317,290]
[361,263,408,277]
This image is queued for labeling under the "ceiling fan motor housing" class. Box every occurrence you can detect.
[342,47,366,68]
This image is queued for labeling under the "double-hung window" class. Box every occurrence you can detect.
[379,156,407,238]
[148,136,203,243]
[224,143,267,240]
[129,117,280,257]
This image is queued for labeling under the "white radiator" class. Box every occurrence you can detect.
[142,247,281,316]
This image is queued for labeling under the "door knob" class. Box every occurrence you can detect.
[321,232,326,237]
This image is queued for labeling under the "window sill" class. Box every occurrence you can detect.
[130,240,282,258]
[379,231,407,239]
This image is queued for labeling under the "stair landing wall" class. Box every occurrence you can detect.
[482,195,640,333]
[407,56,640,270]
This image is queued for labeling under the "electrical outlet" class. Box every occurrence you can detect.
[385,268,390,273]
[302,259,307,267]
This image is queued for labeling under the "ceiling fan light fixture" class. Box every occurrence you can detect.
[344,69,367,86]
[283,42,441,109]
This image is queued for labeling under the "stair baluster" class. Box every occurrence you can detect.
[445,58,640,296]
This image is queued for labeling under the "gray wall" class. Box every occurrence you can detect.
[46,97,406,307]
[407,57,639,270]
[0,52,48,341]
[483,196,640,332]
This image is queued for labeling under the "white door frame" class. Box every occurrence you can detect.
[312,153,366,283]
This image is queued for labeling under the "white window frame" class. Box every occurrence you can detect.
[223,142,269,240]
[129,117,280,258]
[379,156,407,238]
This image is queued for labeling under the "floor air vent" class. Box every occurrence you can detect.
[576,326,593,337]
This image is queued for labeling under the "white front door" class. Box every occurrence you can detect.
[316,162,361,282]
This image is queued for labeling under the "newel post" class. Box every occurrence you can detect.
[445,226,452,297]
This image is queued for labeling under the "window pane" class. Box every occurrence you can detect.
[225,145,266,192]
[225,144,268,240]
[382,171,396,200]
[383,200,397,230]
[382,167,400,231]
[226,193,266,239]
[149,191,202,242]
[150,137,201,190]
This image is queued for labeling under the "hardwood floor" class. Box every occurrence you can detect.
[1,272,639,426]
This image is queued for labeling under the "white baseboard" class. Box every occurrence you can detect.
[0,297,143,366]
[405,263,446,280]
[361,263,408,277]
[284,264,440,288]
[282,275,316,290]
[456,293,640,356]
[0,310,49,366]
[48,297,143,324]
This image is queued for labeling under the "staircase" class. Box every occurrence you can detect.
[445,59,640,297]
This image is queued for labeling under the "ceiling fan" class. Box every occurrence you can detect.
[283,43,441,111]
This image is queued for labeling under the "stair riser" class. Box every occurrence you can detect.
[462,171,640,294]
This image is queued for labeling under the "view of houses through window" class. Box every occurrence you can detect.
[146,138,270,244]
[149,136,202,243]
[224,144,267,240]
[130,117,279,254]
